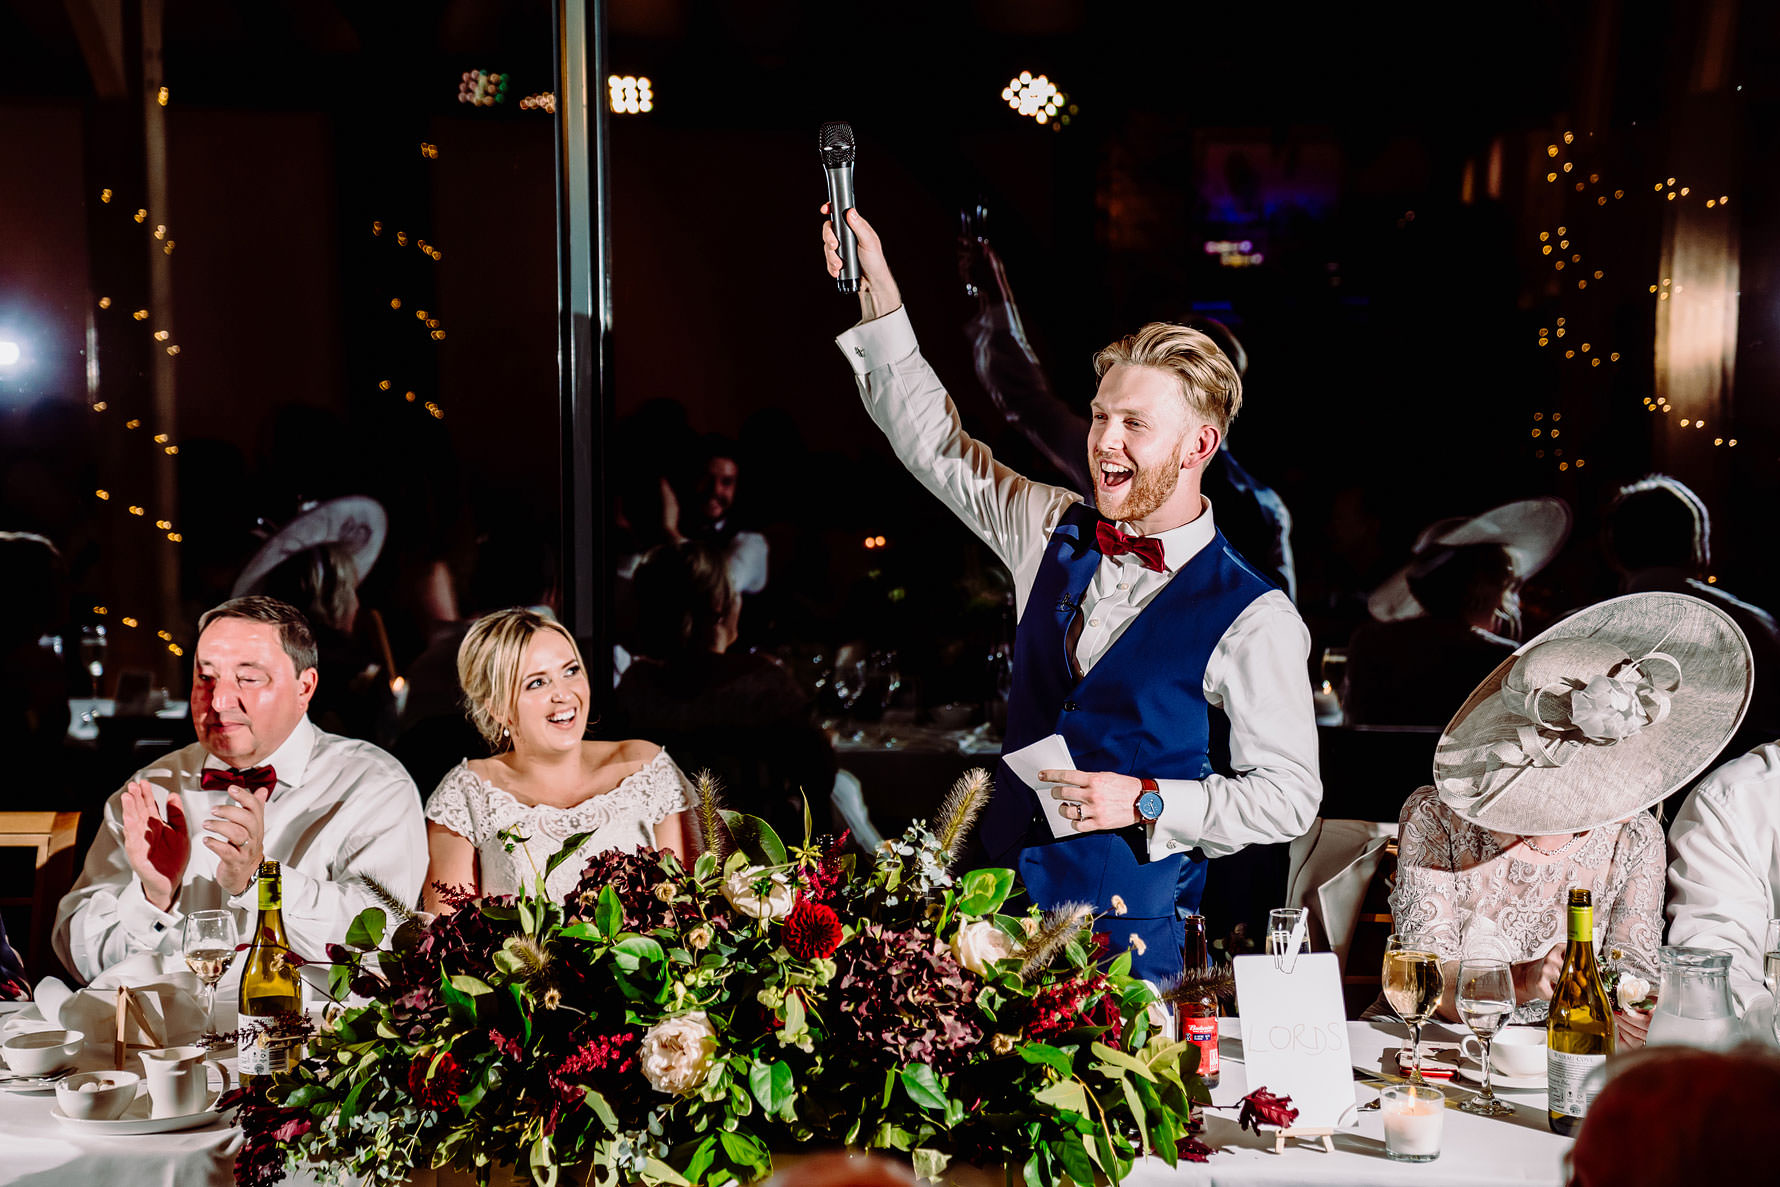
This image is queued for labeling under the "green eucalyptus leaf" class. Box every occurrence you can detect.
[344,908,387,950]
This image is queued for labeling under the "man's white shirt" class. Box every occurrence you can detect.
[836,305,1320,860]
[54,714,427,985]
[1667,741,1780,1015]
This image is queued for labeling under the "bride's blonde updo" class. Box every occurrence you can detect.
[457,607,587,752]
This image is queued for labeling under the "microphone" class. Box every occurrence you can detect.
[819,121,859,294]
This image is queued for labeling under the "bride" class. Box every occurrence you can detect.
[422,608,694,912]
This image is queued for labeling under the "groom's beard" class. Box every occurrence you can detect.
[1093,439,1184,525]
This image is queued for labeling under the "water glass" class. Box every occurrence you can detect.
[1267,907,1307,973]
[1455,958,1514,1115]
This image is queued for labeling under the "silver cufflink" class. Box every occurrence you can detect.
[854,347,865,357]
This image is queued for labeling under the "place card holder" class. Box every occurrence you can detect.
[113,985,164,1069]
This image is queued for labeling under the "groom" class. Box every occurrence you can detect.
[822,205,1321,982]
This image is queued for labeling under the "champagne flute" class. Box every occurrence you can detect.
[182,909,238,1049]
[1383,932,1445,1083]
[1455,958,1515,1115]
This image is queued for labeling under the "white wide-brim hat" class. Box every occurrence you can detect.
[1369,497,1572,622]
[1433,592,1752,835]
[231,496,388,598]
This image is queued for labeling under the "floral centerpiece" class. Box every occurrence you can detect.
[231,772,1269,1187]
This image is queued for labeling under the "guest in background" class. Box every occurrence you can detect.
[422,608,695,914]
[958,205,1297,600]
[613,542,835,843]
[680,435,771,604]
[0,531,71,780]
[1343,497,1570,728]
[1568,1047,1780,1187]
[1604,474,1780,763]
[1666,740,1780,1022]
[259,541,396,746]
[1381,593,1750,1047]
[53,596,426,985]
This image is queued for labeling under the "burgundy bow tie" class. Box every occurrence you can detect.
[200,765,277,794]
[1094,521,1166,573]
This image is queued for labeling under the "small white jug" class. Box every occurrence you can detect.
[138,1045,230,1118]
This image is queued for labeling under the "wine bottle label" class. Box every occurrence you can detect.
[239,1013,292,1077]
[1181,1013,1220,1079]
[1547,1049,1605,1118]
[1568,907,1594,943]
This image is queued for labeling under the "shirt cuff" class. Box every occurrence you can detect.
[118,879,184,948]
[834,304,918,376]
[1147,779,1209,860]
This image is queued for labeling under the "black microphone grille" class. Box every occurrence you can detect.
[818,121,856,165]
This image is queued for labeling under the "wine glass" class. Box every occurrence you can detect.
[1267,907,1307,973]
[78,623,108,697]
[182,910,238,1049]
[1383,931,1446,1083]
[1455,958,1515,1115]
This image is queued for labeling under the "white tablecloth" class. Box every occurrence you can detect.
[0,1005,1568,1187]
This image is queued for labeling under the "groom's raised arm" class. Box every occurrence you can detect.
[822,205,1075,604]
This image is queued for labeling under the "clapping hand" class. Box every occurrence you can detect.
[120,779,190,912]
[203,785,273,897]
[1514,942,1567,1004]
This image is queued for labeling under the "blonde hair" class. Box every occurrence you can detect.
[456,607,586,752]
[1092,322,1244,436]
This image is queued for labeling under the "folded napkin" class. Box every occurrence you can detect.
[0,953,205,1051]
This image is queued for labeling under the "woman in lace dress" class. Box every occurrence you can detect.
[422,608,695,911]
[1379,592,1754,1051]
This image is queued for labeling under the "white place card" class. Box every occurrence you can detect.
[1232,953,1356,1128]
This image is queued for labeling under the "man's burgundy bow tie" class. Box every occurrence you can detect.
[200,765,277,793]
[1094,521,1166,573]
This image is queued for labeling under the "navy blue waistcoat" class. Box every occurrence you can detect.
[981,502,1274,983]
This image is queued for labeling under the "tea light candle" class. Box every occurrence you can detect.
[1381,1083,1445,1162]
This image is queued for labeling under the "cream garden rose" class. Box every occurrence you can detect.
[640,1010,719,1095]
[721,867,796,920]
[950,919,1015,975]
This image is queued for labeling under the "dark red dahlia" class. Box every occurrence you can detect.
[407,1050,468,1110]
[782,895,843,961]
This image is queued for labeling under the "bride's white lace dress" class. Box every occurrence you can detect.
[424,749,695,901]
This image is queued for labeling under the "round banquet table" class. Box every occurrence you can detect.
[0,1003,1569,1187]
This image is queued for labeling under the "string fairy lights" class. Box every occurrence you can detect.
[90,604,185,656]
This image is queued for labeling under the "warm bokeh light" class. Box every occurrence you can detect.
[608,75,653,114]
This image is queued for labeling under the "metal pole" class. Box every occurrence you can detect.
[554,0,611,687]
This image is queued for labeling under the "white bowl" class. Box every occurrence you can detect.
[0,1029,85,1077]
[55,1071,141,1120]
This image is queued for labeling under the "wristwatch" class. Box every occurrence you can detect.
[1135,778,1164,824]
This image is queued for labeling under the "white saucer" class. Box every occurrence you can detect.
[0,1066,76,1092]
[1456,1057,1547,1090]
[51,1088,233,1134]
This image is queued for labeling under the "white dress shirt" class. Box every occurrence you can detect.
[836,305,1321,860]
[53,715,428,986]
[1667,741,1780,1015]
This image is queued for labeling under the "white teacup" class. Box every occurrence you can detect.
[1462,1025,1545,1077]
[138,1045,231,1118]
[0,1029,84,1077]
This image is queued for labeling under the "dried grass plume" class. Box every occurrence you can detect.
[694,769,732,861]
[933,768,992,866]
[1016,901,1093,979]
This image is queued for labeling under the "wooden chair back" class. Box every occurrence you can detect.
[0,811,81,983]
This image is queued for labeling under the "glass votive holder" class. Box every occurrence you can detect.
[1380,1083,1444,1162]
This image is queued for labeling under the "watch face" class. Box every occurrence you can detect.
[1137,791,1164,822]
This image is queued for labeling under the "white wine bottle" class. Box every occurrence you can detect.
[237,860,303,1083]
[1547,887,1615,1134]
